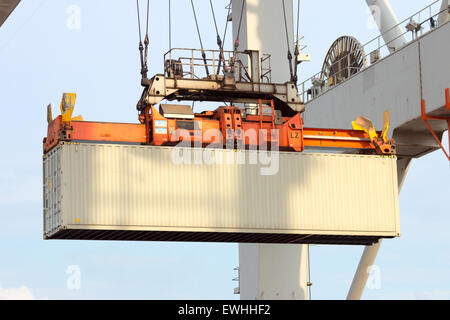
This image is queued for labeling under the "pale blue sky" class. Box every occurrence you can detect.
[0,0,448,299]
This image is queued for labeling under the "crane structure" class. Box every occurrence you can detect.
[301,0,450,300]
[38,0,449,301]
[0,0,19,27]
[44,47,394,157]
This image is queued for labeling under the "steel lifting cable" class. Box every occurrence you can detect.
[219,0,232,74]
[168,0,172,50]
[136,0,149,79]
[295,0,300,42]
[282,0,294,82]
[235,0,246,49]
[136,0,145,78]
[136,0,142,43]
[231,0,246,73]
[144,0,150,77]
[209,0,222,48]
[209,0,225,75]
[190,0,210,78]
[222,1,232,48]
[293,0,301,83]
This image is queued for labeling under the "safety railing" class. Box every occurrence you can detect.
[299,0,447,103]
[261,53,272,83]
[163,48,272,83]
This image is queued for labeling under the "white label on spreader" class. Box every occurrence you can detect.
[155,120,167,128]
[155,127,167,134]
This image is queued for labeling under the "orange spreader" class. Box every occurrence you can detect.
[44,100,394,156]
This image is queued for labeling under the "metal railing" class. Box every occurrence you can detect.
[261,53,272,83]
[299,0,446,103]
[163,48,272,83]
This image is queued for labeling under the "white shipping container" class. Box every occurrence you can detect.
[43,142,400,245]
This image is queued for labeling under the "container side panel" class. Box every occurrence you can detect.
[45,143,400,242]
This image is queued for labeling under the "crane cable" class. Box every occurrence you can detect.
[209,0,225,75]
[136,0,144,79]
[222,1,232,50]
[144,0,150,77]
[217,0,232,75]
[235,0,246,48]
[281,0,294,83]
[168,0,172,50]
[231,0,246,74]
[136,0,150,80]
[209,0,222,49]
[293,0,301,84]
[190,0,210,78]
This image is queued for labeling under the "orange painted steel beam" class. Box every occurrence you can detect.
[44,117,147,153]
[421,98,450,161]
[303,128,374,150]
[445,88,450,111]
[70,121,147,143]
[44,115,386,155]
[45,122,377,152]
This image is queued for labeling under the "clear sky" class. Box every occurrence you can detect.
[0,0,448,299]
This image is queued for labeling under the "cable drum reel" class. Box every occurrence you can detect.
[320,36,368,87]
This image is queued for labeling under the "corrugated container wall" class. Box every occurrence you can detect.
[43,143,400,245]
